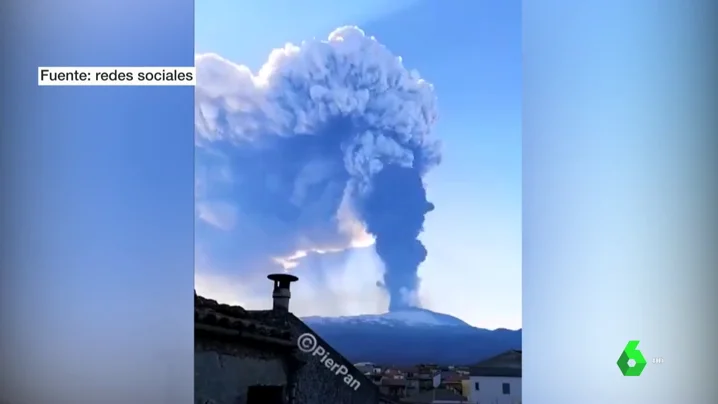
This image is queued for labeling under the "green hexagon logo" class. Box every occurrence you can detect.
[617,340,647,376]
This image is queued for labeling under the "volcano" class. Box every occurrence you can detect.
[302,309,521,365]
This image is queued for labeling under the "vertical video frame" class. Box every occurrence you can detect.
[194,2,521,403]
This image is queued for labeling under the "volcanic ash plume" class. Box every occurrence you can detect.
[195,26,440,311]
[359,165,436,310]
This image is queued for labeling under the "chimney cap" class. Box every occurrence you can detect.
[267,273,299,283]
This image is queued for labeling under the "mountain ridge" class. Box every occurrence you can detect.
[303,307,474,328]
[302,308,522,366]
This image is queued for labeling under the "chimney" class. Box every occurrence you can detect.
[267,273,298,312]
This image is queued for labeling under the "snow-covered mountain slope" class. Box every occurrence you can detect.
[302,307,469,328]
[301,309,521,365]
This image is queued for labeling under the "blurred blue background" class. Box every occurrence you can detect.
[1,0,194,403]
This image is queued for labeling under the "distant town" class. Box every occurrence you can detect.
[355,350,522,403]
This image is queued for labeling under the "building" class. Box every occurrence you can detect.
[460,380,472,400]
[367,373,384,385]
[407,367,441,395]
[356,362,382,376]
[195,273,394,404]
[439,371,467,396]
[379,376,408,398]
[467,350,521,404]
[383,367,405,379]
[401,388,468,403]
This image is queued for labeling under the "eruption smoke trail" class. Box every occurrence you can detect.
[195,26,440,311]
[359,166,435,310]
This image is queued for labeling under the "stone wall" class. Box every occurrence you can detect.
[195,337,288,404]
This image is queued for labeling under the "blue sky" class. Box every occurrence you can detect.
[194,0,521,329]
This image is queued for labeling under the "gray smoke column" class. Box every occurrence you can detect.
[195,26,440,311]
[359,165,435,310]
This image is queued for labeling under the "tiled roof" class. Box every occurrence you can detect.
[473,349,522,367]
[194,293,292,343]
[469,349,522,377]
[468,367,521,377]
[407,371,438,380]
[383,368,404,376]
[440,371,467,383]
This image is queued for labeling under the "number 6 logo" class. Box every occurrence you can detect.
[617,340,647,376]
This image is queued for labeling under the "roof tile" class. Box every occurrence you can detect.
[195,293,292,341]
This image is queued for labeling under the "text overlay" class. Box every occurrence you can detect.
[38,67,196,86]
